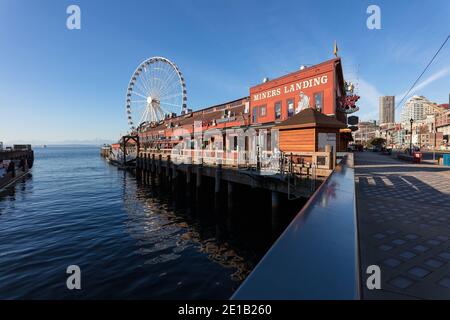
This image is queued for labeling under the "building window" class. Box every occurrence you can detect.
[252,107,258,123]
[260,105,266,117]
[314,92,323,112]
[287,99,294,117]
[275,101,282,120]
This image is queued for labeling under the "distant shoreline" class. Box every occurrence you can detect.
[32,144,109,148]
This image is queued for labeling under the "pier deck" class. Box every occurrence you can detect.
[355,152,450,299]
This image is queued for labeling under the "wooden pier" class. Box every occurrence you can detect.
[0,148,34,190]
[133,148,337,229]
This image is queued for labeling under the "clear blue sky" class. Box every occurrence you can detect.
[1,0,449,144]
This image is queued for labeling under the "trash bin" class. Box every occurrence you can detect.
[412,151,422,163]
[443,154,450,166]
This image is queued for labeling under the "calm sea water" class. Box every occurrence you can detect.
[0,146,279,299]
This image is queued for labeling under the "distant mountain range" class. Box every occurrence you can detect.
[2,138,116,146]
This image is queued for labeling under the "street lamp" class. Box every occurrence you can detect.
[409,118,414,154]
[432,122,436,163]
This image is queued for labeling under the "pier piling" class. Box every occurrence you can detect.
[271,191,280,232]
[172,163,178,192]
[214,163,222,213]
[227,181,234,215]
[166,155,171,182]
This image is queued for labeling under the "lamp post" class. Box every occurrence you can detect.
[387,131,391,149]
[433,123,436,163]
[409,118,414,154]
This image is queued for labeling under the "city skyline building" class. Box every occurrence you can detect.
[379,96,395,125]
[400,95,444,124]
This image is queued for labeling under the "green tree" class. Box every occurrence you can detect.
[368,137,386,147]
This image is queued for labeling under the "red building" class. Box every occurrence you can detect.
[135,57,353,154]
[250,58,346,125]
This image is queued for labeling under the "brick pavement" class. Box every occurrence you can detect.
[355,152,450,299]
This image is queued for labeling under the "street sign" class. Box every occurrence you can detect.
[348,116,359,126]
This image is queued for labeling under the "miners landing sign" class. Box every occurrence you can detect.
[252,75,328,102]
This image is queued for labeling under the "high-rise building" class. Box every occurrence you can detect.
[379,96,395,125]
[400,95,442,124]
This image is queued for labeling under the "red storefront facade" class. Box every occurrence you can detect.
[249,58,346,126]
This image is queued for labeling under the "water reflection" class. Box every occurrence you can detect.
[1,147,288,299]
[320,181,338,207]
[122,173,276,287]
[0,173,32,209]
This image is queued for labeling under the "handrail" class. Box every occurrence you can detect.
[231,154,360,300]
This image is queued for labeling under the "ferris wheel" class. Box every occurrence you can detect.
[126,57,187,131]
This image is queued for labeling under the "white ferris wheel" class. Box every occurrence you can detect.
[126,57,187,131]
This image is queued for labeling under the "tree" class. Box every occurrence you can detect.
[368,137,386,147]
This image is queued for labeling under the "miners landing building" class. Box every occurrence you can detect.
[138,57,351,154]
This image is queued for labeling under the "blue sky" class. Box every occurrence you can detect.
[1,0,449,144]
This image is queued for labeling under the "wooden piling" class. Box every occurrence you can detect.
[271,191,280,232]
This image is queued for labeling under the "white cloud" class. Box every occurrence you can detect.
[355,66,450,123]
[395,66,450,103]
[355,77,383,121]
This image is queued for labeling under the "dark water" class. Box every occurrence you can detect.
[0,146,294,299]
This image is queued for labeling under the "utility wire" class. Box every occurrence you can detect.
[395,34,450,110]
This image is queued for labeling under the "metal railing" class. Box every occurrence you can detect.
[231,154,360,300]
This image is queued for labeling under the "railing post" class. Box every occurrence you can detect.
[325,145,332,170]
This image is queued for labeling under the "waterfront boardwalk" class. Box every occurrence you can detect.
[355,152,450,299]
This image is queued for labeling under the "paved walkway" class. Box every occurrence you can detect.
[355,152,450,299]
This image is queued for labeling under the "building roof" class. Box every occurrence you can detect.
[139,97,249,136]
[275,107,347,130]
